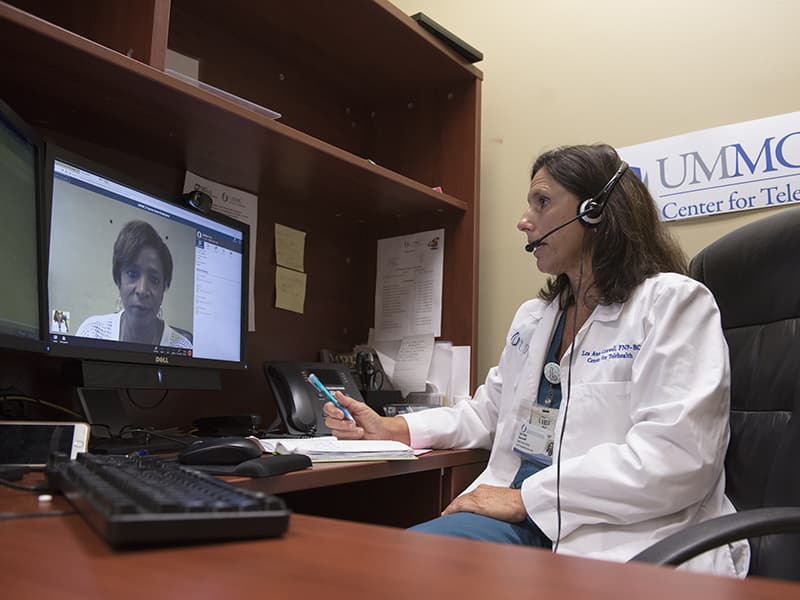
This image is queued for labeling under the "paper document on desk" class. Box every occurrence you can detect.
[274,438,417,462]
[250,436,336,453]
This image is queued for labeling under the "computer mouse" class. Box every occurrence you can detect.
[177,437,263,466]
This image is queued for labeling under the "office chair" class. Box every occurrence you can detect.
[631,205,800,580]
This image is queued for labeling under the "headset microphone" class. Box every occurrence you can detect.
[524,211,588,252]
[523,161,629,253]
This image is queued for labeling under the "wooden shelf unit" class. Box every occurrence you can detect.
[0,0,481,427]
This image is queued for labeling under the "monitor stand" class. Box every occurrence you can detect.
[77,388,191,454]
[77,388,130,438]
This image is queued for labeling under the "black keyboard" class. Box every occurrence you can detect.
[47,453,290,547]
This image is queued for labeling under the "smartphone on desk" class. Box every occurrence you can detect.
[0,421,90,467]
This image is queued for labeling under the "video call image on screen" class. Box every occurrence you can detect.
[47,156,245,364]
[0,109,40,342]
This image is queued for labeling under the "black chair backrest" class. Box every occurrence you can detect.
[689,206,800,579]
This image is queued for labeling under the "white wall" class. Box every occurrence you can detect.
[391,0,800,385]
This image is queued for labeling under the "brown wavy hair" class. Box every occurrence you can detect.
[533,144,687,307]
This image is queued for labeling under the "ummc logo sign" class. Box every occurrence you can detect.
[657,132,800,187]
[620,112,800,221]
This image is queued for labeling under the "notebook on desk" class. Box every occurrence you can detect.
[251,435,337,453]
[252,437,418,462]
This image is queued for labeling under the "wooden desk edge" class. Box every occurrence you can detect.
[3,510,799,599]
[236,448,490,494]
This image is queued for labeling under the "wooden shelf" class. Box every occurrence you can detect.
[170,0,483,97]
[0,3,468,223]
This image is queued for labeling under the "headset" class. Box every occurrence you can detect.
[524,160,629,252]
[576,160,629,226]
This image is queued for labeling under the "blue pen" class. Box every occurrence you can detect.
[308,373,355,422]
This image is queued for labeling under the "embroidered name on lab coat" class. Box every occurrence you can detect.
[580,343,641,363]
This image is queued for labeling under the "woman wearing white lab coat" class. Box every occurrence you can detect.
[324,144,750,577]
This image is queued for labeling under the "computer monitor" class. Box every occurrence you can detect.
[0,99,45,353]
[43,144,249,397]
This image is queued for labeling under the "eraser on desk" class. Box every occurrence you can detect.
[183,454,312,477]
[233,454,312,478]
[432,186,443,193]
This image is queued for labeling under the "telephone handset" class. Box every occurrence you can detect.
[263,361,364,436]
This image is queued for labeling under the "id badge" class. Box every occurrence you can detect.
[512,405,558,465]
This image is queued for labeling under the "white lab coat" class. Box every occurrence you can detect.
[403,272,750,576]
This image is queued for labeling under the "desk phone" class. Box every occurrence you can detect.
[264,362,364,436]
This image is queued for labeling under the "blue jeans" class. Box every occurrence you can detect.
[409,459,551,548]
[409,512,551,548]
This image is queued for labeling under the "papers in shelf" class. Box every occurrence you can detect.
[255,437,418,463]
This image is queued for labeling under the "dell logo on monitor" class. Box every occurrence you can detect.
[155,356,170,365]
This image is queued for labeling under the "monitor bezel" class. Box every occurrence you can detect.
[0,98,47,354]
[42,142,250,371]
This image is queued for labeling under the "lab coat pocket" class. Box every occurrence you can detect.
[559,382,632,457]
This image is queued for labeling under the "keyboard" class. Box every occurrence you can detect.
[47,453,290,547]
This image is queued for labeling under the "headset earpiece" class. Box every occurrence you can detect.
[576,161,629,228]
[577,198,603,226]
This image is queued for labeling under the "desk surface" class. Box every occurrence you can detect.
[230,448,490,528]
[2,488,799,600]
[235,448,490,494]
[3,453,798,598]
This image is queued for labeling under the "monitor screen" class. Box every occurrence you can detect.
[44,146,249,370]
[0,99,44,352]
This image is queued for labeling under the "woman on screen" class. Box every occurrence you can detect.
[76,220,192,349]
[51,310,69,333]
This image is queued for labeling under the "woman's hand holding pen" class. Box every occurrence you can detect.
[324,392,410,445]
